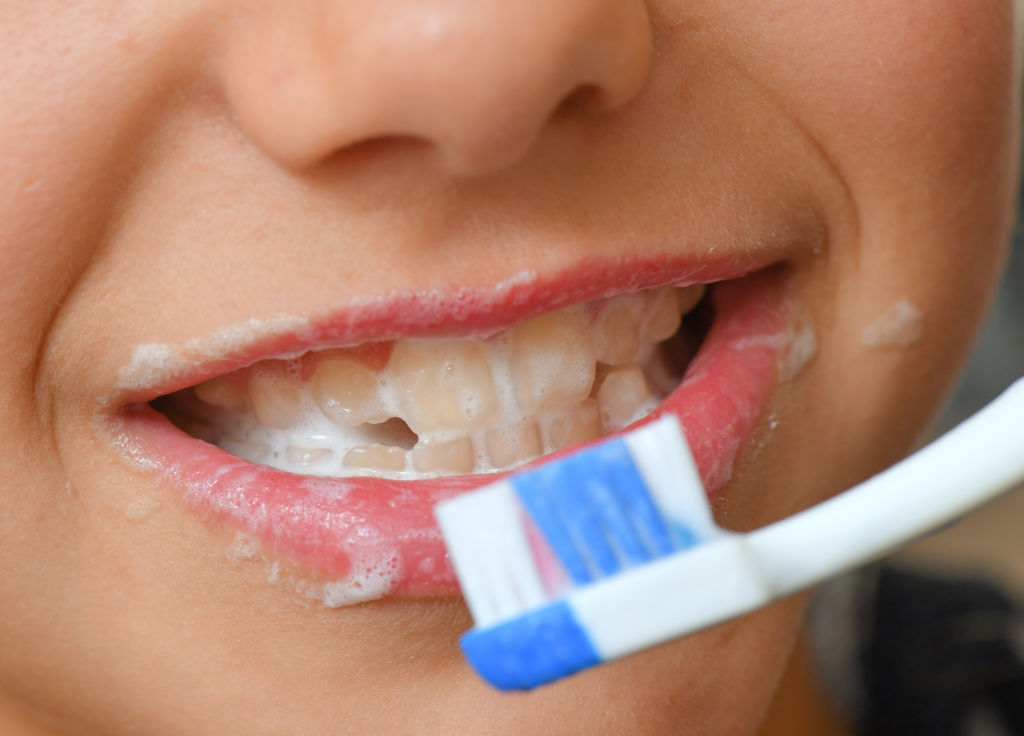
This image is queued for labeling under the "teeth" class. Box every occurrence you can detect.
[284,445,334,467]
[311,356,389,426]
[596,365,657,433]
[170,285,704,479]
[485,419,543,469]
[248,365,303,429]
[219,438,271,464]
[544,398,602,452]
[507,309,596,412]
[343,444,409,472]
[388,339,499,436]
[194,375,249,412]
[641,285,704,344]
[411,437,475,474]
[593,296,644,365]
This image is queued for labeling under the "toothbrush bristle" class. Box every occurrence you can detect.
[436,415,712,627]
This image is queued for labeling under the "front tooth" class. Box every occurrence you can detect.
[387,340,499,435]
[248,365,303,429]
[343,444,409,472]
[411,437,475,474]
[194,375,249,412]
[507,310,596,412]
[641,285,704,344]
[593,295,644,365]
[485,419,542,469]
[545,398,602,452]
[310,357,388,427]
[596,365,657,433]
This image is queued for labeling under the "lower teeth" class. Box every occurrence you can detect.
[156,285,706,479]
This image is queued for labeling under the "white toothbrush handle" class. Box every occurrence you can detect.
[746,377,1024,598]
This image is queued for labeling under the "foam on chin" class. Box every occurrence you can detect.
[156,285,706,479]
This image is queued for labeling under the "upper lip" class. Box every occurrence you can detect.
[113,250,792,409]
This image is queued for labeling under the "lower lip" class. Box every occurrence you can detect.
[121,271,790,602]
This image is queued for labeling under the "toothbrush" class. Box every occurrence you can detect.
[434,377,1024,690]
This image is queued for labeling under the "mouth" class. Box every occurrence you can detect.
[115,258,799,605]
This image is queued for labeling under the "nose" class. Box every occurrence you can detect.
[220,0,652,176]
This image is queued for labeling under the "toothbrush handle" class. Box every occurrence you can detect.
[746,377,1024,598]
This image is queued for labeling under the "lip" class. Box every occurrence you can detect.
[113,257,794,603]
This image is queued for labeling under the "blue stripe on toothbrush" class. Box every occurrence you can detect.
[568,448,652,567]
[511,437,681,584]
[512,461,596,584]
[460,599,601,690]
[597,439,677,558]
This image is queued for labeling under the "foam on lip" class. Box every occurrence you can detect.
[116,315,312,393]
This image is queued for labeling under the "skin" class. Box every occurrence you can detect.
[0,1,1018,734]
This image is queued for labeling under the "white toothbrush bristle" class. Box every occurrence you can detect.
[623,416,719,542]
[436,480,546,627]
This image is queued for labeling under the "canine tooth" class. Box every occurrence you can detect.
[248,365,303,429]
[310,357,388,427]
[508,310,596,412]
[194,375,249,412]
[485,419,542,469]
[677,284,706,314]
[640,289,682,344]
[343,444,408,472]
[411,437,475,474]
[641,285,704,344]
[593,296,643,365]
[545,398,602,452]
[284,446,333,467]
[388,340,498,435]
[597,365,656,432]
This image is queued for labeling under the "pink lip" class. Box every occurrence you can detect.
[118,259,791,600]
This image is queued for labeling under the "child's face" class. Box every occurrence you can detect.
[0,2,1018,733]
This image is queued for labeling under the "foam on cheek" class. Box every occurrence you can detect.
[779,310,817,382]
[226,529,404,607]
[861,299,923,349]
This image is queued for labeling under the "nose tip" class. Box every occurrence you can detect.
[220,0,652,177]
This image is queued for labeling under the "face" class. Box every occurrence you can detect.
[0,1,1018,734]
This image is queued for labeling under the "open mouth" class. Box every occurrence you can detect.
[117,261,796,605]
[153,284,709,480]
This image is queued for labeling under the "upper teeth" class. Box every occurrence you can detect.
[177,285,704,478]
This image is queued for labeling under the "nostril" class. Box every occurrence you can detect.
[554,84,607,118]
[320,135,435,173]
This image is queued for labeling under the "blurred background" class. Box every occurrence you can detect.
[894,191,1024,592]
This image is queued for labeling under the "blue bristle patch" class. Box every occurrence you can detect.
[510,437,679,584]
[671,522,700,550]
[460,600,601,690]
